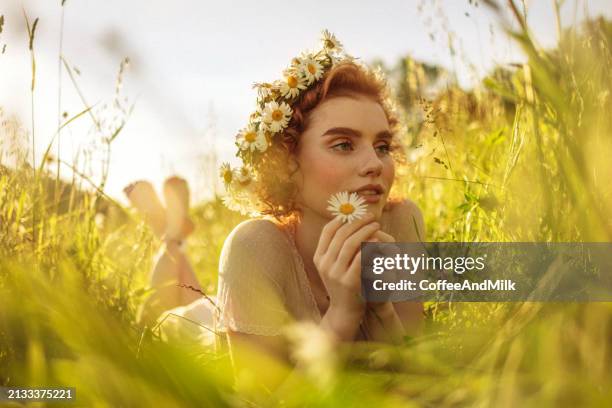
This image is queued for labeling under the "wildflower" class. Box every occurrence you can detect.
[299,54,324,85]
[221,188,262,217]
[261,101,292,133]
[321,29,343,54]
[237,124,268,152]
[252,82,276,101]
[221,193,248,215]
[290,56,302,69]
[219,163,234,185]
[280,69,306,99]
[328,52,343,65]
[327,191,368,223]
[234,166,253,186]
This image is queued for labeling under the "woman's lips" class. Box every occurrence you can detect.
[356,190,382,203]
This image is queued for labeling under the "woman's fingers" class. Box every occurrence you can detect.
[368,231,400,262]
[373,230,395,243]
[325,213,376,262]
[336,222,381,269]
[346,249,362,286]
[365,231,394,243]
[314,215,344,264]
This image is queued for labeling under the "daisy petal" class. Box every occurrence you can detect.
[326,191,368,223]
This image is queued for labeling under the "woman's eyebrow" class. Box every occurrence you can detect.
[321,127,393,139]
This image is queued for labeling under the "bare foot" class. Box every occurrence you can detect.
[123,180,167,238]
[163,176,194,241]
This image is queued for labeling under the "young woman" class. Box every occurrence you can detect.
[127,32,426,392]
[216,32,426,369]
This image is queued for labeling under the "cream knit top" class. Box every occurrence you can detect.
[215,201,421,338]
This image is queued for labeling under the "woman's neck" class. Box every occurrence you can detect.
[293,208,328,288]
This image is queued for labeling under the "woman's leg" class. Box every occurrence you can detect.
[162,177,201,306]
[124,178,202,325]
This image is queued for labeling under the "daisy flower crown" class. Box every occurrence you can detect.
[219,30,393,216]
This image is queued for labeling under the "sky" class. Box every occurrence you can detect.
[0,0,610,204]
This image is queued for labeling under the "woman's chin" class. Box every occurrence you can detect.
[365,202,385,218]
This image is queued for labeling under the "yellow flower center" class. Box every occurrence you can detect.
[223,170,233,184]
[325,40,335,49]
[272,109,284,121]
[307,63,317,75]
[339,203,355,215]
[287,76,298,88]
[244,131,257,142]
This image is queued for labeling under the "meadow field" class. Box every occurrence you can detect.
[1,2,611,407]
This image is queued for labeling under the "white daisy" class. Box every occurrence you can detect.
[236,123,268,152]
[326,191,368,223]
[280,70,307,99]
[261,101,292,133]
[252,82,276,101]
[290,56,303,71]
[321,29,343,54]
[234,166,253,186]
[221,187,263,216]
[222,192,250,215]
[328,52,350,66]
[219,163,234,186]
[299,54,324,85]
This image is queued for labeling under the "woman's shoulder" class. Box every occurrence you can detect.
[383,198,423,218]
[220,218,294,270]
[225,218,290,247]
[381,198,426,242]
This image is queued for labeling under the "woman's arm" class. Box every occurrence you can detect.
[226,298,367,398]
[362,301,424,343]
[224,214,384,396]
[364,199,426,342]
[139,240,203,325]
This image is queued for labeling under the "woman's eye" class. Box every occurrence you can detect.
[375,143,393,154]
[331,140,394,154]
[331,141,353,151]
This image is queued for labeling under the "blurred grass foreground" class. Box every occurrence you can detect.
[1,2,611,407]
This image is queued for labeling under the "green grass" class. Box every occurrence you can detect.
[1,4,611,407]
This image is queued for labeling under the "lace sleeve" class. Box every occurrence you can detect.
[215,219,293,336]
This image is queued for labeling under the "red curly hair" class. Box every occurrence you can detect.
[254,60,402,220]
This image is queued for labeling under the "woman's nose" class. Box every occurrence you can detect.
[358,147,384,177]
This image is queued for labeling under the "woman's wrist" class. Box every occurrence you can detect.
[321,303,364,341]
[364,302,406,344]
[366,301,396,319]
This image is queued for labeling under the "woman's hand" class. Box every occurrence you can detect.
[313,212,381,337]
[365,229,425,341]
[365,230,399,315]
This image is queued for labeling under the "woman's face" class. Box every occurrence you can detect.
[293,94,395,220]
